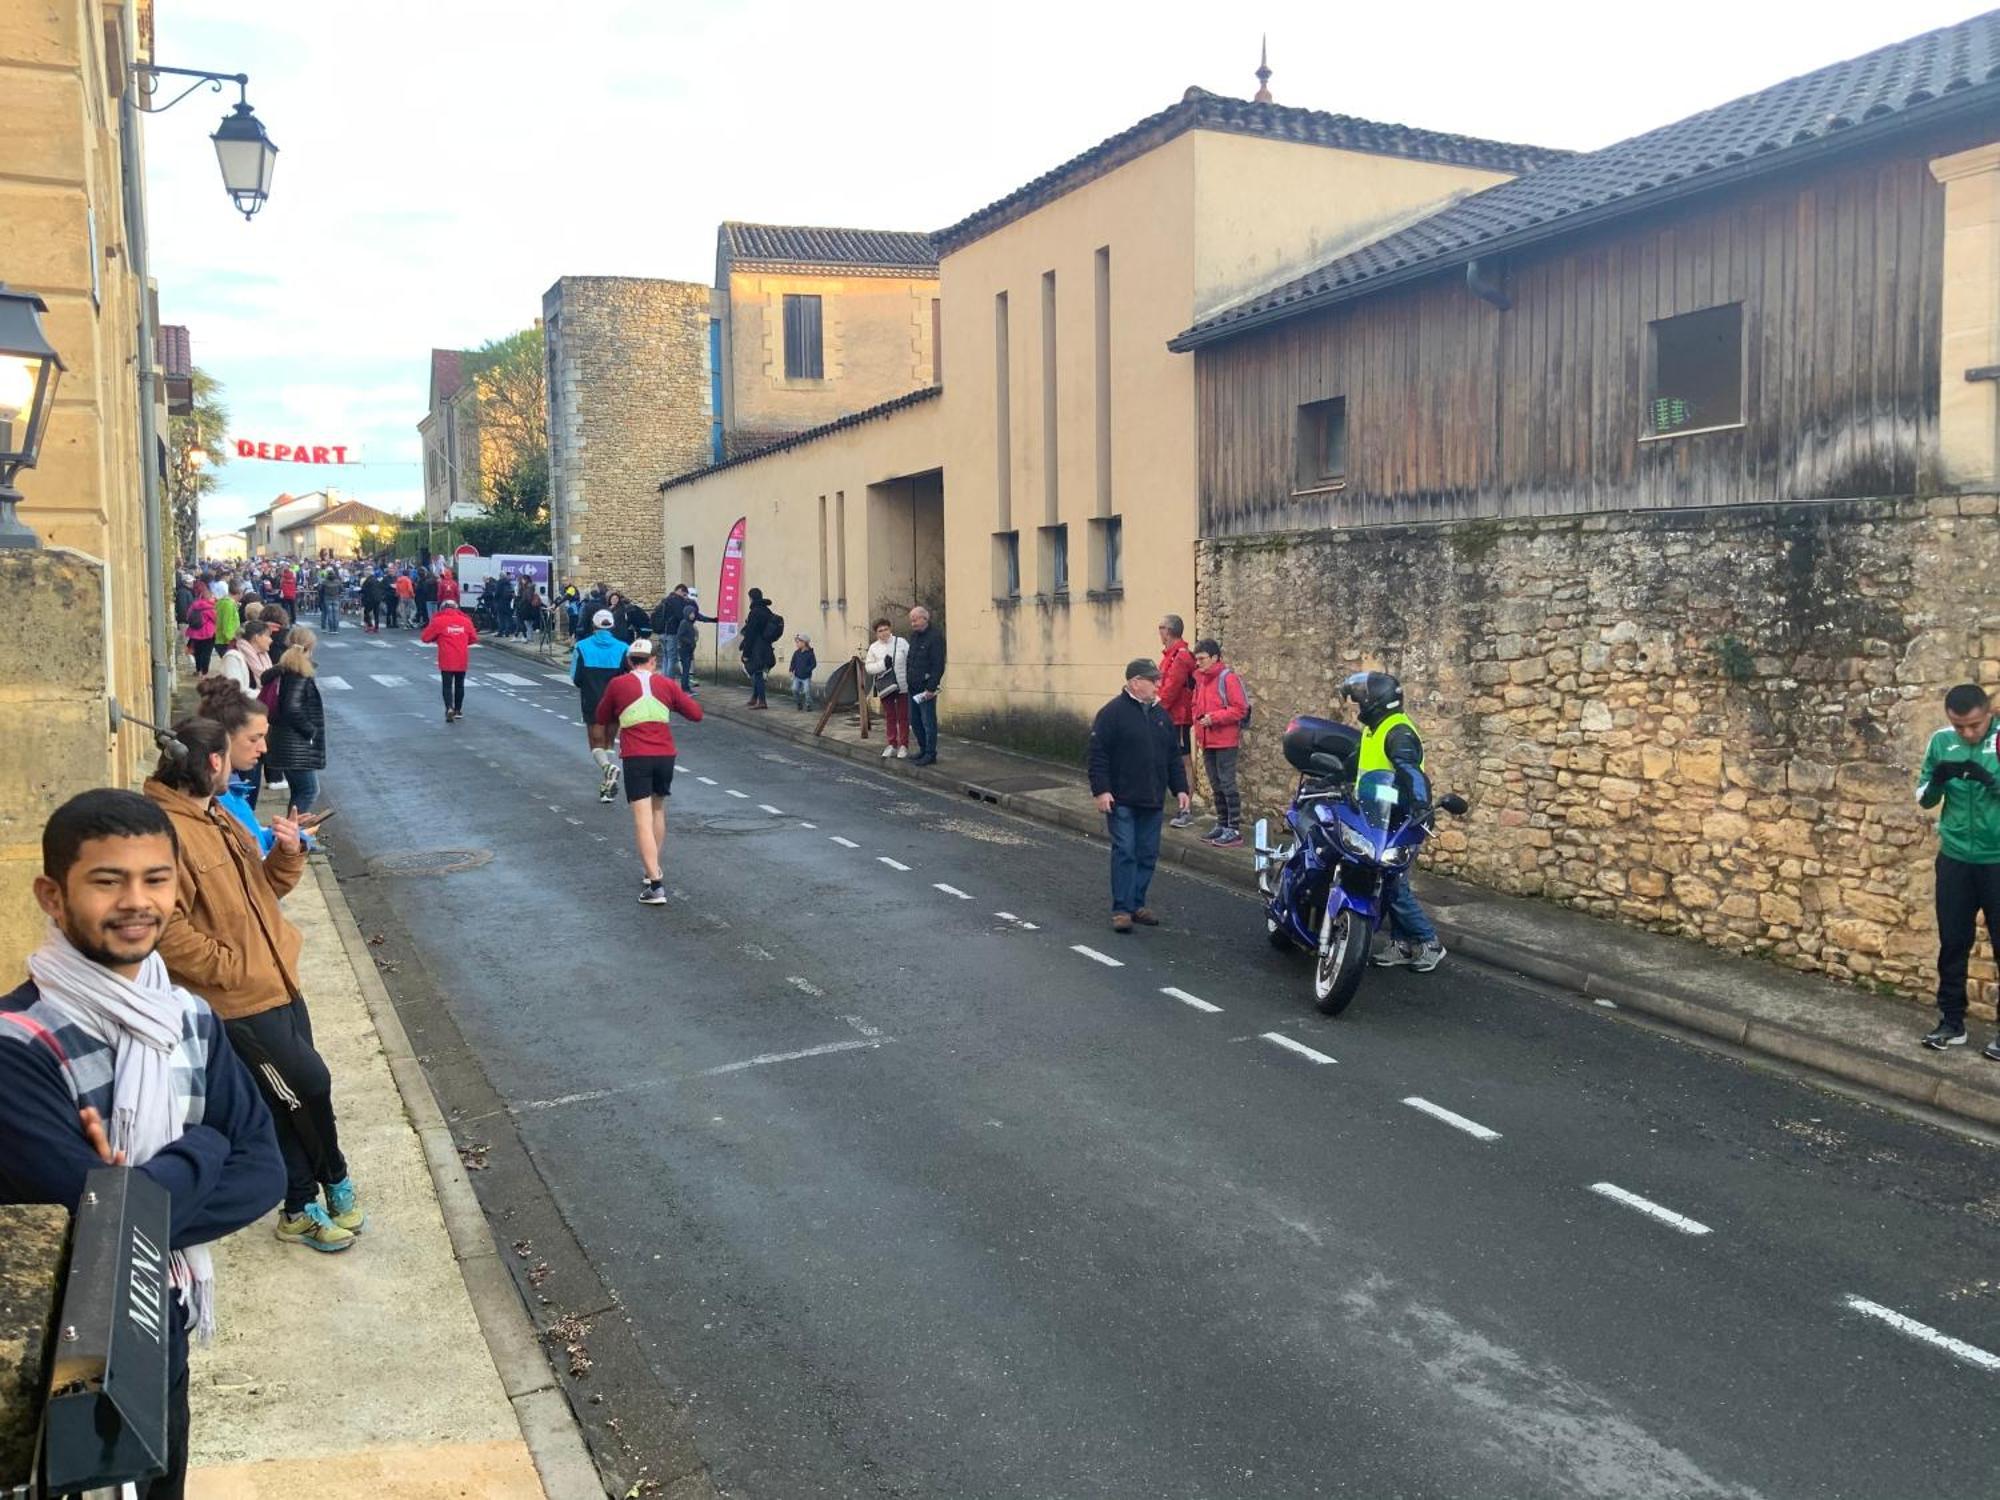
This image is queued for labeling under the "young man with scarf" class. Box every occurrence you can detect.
[1,789,284,1499]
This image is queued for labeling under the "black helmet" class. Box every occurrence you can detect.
[1341,670,1404,726]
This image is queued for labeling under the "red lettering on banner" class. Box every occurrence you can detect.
[332,446,349,465]
[311,446,329,464]
[256,442,272,459]
[274,444,292,461]
[235,439,254,459]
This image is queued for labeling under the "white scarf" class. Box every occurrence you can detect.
[26,923,217,1342]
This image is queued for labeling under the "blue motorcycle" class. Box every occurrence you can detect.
[1253,716,1467,1016]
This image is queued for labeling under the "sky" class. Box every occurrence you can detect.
[148,0,1994,539]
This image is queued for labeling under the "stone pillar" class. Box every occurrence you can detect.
[1930,141,2000,489]
[0,550,117,974]
[0,1204,69,1490]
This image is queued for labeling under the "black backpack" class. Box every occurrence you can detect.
[766,611,785,643]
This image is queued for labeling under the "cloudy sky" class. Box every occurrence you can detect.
[150,0,1988,539]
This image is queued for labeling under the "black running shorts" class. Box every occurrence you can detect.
[623,754,675,802]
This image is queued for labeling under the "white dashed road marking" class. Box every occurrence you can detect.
[368,674,409,688]
[365,639,393,649]
[697,776,717,785]
[877,857,911,872]
[994,912,1040,931]
[758,804,786,815]
[725,789,749,799]
[488,671,537,686]
[1071,944,1124,968]
[1261,1032,1336,1065]
[1842,1296,2000,1372]
[1161,986,1221,1013]
[1403,1097,1501,1142]
[700,1038,882,1077]
[543,673,572,684]
[787,976,825,997]
[1589,1182,1712,1236]
[320,676,351,690]
[831,837,859,849]
[842,1015,881,1038]
[800,822,817,829]
[933,883,972,899]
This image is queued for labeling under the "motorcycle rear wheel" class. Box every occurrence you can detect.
[1312,905,1371,1015]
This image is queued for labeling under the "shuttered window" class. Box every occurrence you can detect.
[783,294,824,380]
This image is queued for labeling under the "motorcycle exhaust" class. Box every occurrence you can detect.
[1252,817,1274,870]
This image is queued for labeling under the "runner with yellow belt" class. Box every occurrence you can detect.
[591,637,704,905]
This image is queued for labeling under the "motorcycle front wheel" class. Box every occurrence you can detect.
[1312,904,1371,1015]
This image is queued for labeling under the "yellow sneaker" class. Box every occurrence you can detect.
[323,1176,367,1234]
[275,1202,355,1253]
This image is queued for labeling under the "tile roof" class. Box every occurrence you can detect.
[1173,11,2000,350]
[280,499,393,532]
[660,386,941,492]
[934,87,1571,255]
[719,223,939,276]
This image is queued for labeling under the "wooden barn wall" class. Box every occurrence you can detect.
[1196,147,1948,537]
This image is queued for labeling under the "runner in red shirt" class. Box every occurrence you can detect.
[592,637,703,904]
[435,570,461,606]
[419,600,480,722]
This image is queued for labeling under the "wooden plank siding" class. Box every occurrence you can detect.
[1196,147,1948,538]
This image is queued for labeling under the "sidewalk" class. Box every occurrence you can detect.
[506,634,1999,1134]
[185,861,598,1497]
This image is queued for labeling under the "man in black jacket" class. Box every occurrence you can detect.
[1087,659,1190,933]
[906,606,946,765]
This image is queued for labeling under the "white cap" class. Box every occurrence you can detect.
[628,637,654,658]
[592,609,615,628]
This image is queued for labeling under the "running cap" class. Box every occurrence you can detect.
[592,609,615,628]
[628,638,655,659]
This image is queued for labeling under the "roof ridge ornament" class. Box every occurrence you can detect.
[1254,36,1273,103]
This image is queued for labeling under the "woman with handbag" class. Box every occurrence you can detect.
[865,618,911,760]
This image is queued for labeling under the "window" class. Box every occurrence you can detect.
[1089,515,1122,594]
[834,490,847,605]
[993,530,1021,600]
[1649,303,1742,435]
[783,294,824,380]
[817,495,829,605]
[679,546,695,588]
[1042,270,1059,521]
[994,292,1012,525]
[931,298,942,386]
[1094,247,1112,515]
[1295,397,1347,491]
[1040,523,1069,597]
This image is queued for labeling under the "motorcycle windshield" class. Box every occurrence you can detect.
[1356,770,1401,832]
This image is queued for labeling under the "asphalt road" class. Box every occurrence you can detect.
[308,628,2000,1500]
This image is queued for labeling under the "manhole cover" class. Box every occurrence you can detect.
[685,813,791,837]
[369,848,494,876]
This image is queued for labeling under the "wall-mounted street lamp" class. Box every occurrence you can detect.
[134,66,279,220]
[0,284,66,550]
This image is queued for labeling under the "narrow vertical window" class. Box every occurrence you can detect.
[680,545,695,588]
[994,292,1011,528]
[817,495,829,605]
[834,490,848,605]
[931,297,942,386]
[783,294,824,380]
[1042,269,1059,523]
[1094,247,1111,516]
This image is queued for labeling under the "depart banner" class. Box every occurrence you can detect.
[715,517,745,647]
[231,439,359,465]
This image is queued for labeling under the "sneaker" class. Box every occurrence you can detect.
[1986,1036,2000,1062]
[323,1176,367,1234]
[1209,829,1244,848]
[1168,811,1195,829]
[599,763,620,801]
[275,1202,355,1253]
[1132,908,1160,927]
[1372,941,1415,968]
[1410,941,1447,973]
[896,746,909,759]
[444,708,452,723]
[1923,1022,1968,1050]
[1199,824,1224,841]
[882,744,896,759]
[640,881,668,906]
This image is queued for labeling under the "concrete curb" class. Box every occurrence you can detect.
[648,673,2000,1133]
[312,861,608,1498]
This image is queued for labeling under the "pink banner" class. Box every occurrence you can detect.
[715,517,746,647]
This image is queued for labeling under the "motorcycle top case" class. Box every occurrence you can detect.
[1282,716,1361,776]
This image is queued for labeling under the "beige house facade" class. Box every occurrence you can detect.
[0,0,170,970]
[418,347,484,522]
[659,87,1562,753]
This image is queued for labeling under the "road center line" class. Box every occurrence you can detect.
[1402,1096,1501,1142]
[878,857,912,871]
[758,804,786,815]
[786,976,825,997]
[1070,944,1124,968]
[696,776,717,785]
[724,789,749,799]
[699,1038,882,1077]
[933,883,972,899]
[830,836,859,849]
[1160,986,1221,1013]
[994,911,1041,930]
[1589,1182,1712,1236]
[1842,1295,2000,1372]
[1260,1032,1336,1064]
[799,822,818,829]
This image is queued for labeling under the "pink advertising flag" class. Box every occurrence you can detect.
[715,517,747,647]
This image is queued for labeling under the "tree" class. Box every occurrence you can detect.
[460,326,551,554]
[167,368,228,562]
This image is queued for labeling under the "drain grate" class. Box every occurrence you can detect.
[368,848,494,877]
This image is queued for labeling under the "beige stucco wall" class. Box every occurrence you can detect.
[659,395,944,678]
[721,268,937,450]
[1931,140,2000,489]
[1,0,157,809]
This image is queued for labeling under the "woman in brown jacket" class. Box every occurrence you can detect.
[146,716,363,1253]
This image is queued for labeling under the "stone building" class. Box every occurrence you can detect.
[1174,14,2000,1010]
[543,276,714,596]
[0,0,171,970]
[418,347,482,523]
[659,82,1563,751]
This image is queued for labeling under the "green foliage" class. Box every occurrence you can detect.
[170,368,229,562]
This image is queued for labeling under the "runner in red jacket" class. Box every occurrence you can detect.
[435,571,461,605]
[420,601,479,722]
[592,638,703,904]
[1156,616,1197,827]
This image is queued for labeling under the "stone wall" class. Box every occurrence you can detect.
[543,276,712,597]
[1197,496,2000,1018]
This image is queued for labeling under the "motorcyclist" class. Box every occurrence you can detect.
[1340,670,1447,973]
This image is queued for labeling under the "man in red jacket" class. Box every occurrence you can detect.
[1157,614,1197,828]
[1190,638,1249,847]
[420,599,480,722]
[593,637,703,905]
[435,569,461,606]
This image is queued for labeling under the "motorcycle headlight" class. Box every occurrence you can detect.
[1336,822,1375,859]
[1382,842,1416,869]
